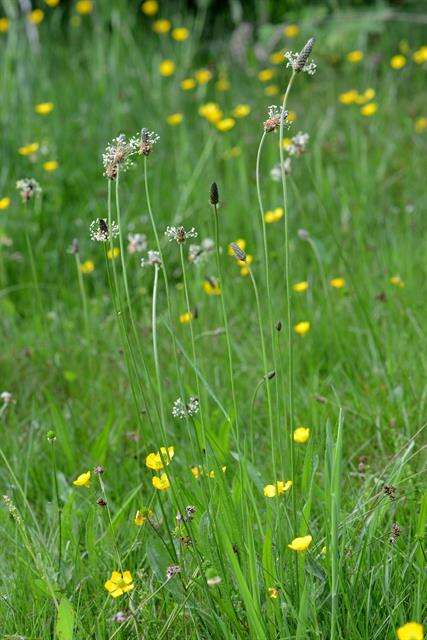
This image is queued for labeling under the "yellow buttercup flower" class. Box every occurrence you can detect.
[191,466,202,479]
[179,311,193,324]
[233,104,251,118]
[107,247,120,260]
[264,207,284,224]
[216,118,235,132]
[396,622,424,640]
[258,68,274,82]
[45,0,60,6]
[152,473,170,491]
[281,137,292,149]
[195,68,212,84]
[104,571,134,598]
[203,278,221,296]
[347,50,363,63]
[412,46,427,64]
[0,197,11,210]
[237,254,253,268]
[330,277,345,289]
[264,84,279,96]
[166,113,183,126]
[146,446,174,471]
[293,281,308,293]
[141,0,158,16]
[294,321,310,336]
[269,51,283,65]
[390,275,404,288]
[390,55,406,69]
[339,90,358,105]
[283,24,299,38]
[0,17,10,32]
[43,160,59,172]
[293,427,310,443]
[152,19,171,34]
[288,535,312,552]
[134,509,153,525]
[159,59,175,76]
[76,0,93,14]
[360,102,378,116]
[18,142,39,156]
[73,471,91,487]
[354,88,376,105]
[415,117,427,133]
[28,9,44,24]
[199,102,223,124]
[80,260,95,274]
[268,587,279,599]
[181,77,196,91]
[287,110,297,123]
[228,239,245,255]
[35,102,54,115]
[263,480,292,497]
[172,27,189,41]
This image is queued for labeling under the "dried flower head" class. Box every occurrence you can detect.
[102,134,138,180]
[165,226,198,244]
[138,128,160,156]
[229,242,246,262]
[141,250,162,267]
[172,396,199,419]
[16,178,41,202]
[287,132,309,157]
[127,233,147,254]
[264,105,288,133]
[90,218,119,242]
[389,522,401,544]
[166,564,181,580]
[285,37,316,75]
[176,504,197,523]
[210,182,219,205]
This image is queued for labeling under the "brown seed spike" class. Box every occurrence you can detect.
[210,182,219,205]
[295,37,315,72]
[229,242,246,262]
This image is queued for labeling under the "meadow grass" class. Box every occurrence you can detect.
[0,2,426,639]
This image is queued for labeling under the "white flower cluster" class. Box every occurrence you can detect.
[188,238,215,264]
[141,250,162,267]
[284,51,317,75]
[165,226,198,244]
[89,218,119,242]
[172,396,199,419]
[287,132,310,156]
[127,233,147,254]
[16,178,41,202]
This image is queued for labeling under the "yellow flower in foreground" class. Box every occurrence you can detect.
[152,473,170,491]
[199,102,223,124]
[415,117,427,133]
[159,59,175,76]
[181,77,196,91]
[294,321,310,336]
[43,160,59,172]
[264,84,279,96]
[330,277,345,289]
[360,102,378,117]
[270,51,283,65]
[263,480,292,497]
[390,55,406,69]
[104,571,134,598]
[191,466,202,479]
[76,0,93,14]
[179,311,193,324]
[28,9,44,24]
[203,278,221,296]
[258,68,274,82]
[146,446,174,471]
[18,142,39,156]
[284,24,299,38]
[0,17,10,32]
[45,0,60,7]
[0,197,11,210]
[166,113,183,126]
[264,207,283,224]
[294,427,310,444]
[141,0,158,16]
[195,68,212,84]
[73,471,91,487]
[80,260,95,274]
[35,102,54,115]
[412,46,427,64]
[134,509,153,525]
[216,118,235,132]
[172,27,189,41]
[107,247,120,260]
[390,275,404,288]
[233,104,251,118]
[396,622,424,640]
[293,281,308,293]
[288,535,312,552]
[228,238,245,255]
[153,19,171,34]
[347,50,363,63]
[268,587,279,599]
[287,110,297,123]
[355,88,376,105]
[339,89,358,105]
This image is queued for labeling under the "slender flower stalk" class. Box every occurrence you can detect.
[151,263,167,441]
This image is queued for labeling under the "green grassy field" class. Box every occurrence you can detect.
[0,2,426,639]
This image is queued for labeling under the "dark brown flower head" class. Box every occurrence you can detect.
[229,242,246,262]
[295,37,316,71]
[210,182,219,205]
[97,497,107,507]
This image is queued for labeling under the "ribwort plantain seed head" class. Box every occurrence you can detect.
[210,182,219,205]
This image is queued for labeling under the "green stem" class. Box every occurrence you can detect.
[152,264,167,441]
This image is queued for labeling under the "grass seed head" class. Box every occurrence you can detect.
[210,181,219,205]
